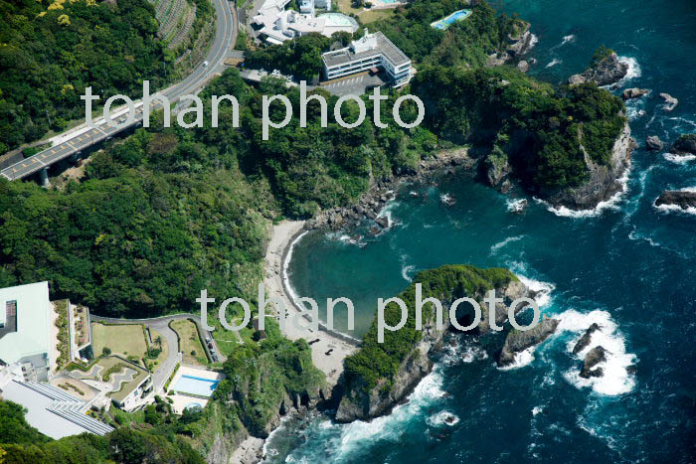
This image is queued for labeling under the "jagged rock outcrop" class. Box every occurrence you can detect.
[506,21,536,58]
[568,51,628,87]
[545,123,636,210]
[572,323,600,354]
[646,136,665,152]
[622,88,650,100]
[672,134,696,155]
[655,190,696,211]
[660,92,679,111]
[579,346,607,378]
[335,267,531,423]
[497,317,559,367]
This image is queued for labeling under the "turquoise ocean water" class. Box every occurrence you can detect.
[269,1,696,462]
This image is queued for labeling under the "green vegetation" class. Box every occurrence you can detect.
[91,323,148,358]
[212,320,325,437]
[343,265,516,394]
[53,299,71,369]
[171,319,208,366]
[0,0,171,152]
[412,66,625,190]
[244,33,335,82]
[0,398,205,464]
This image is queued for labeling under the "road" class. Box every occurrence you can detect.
[91,313,225,395]
[0,0,238,182]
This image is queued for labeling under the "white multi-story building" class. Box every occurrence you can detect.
[252,0,353,45]
[322,30,413,87]
[0,282,53,382]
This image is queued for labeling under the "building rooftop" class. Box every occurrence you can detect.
[322,31,410,69]
[0,282,52,366]
[252,0,357,44]
[0,380,114,439]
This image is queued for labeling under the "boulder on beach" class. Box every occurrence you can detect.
[646,136,664,152]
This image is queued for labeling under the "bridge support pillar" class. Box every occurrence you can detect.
[39,168,50,188]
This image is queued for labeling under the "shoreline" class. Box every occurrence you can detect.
[263,220,360,386]
[230,219,360,464]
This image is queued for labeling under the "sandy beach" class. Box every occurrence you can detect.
[232,220,359,464]
[263,220,358,386]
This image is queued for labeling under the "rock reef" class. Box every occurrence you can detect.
[655,190,696,211]
[334,267,533,423]
[569,51,628,87]
[497,317,559,367]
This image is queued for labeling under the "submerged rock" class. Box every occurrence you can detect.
[580,346,607,378]
[660,92,679,111]
[646,135,665,152]
[497,317,559,367]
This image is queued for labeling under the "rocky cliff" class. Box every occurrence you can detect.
[569,50,628,87]
[545,122,635,210]
[335,266,531,422]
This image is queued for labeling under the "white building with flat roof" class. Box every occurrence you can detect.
[0,380,114,439]
[322,30,413,87]
[252,0,355,45]
[0,282,53,382]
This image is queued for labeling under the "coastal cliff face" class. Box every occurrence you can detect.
[544,122,635,210]
[569,50,628,87]
[335,266,531,423]
[194,333,328,464]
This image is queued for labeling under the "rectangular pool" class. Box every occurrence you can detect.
[174,375,220,398]
[431,9,472,30]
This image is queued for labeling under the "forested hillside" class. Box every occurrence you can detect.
[0,0,169,151]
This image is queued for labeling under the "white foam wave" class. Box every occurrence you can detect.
[556,309,637,396]
[401,264,416,282]
[545,58,562,68]
[562,34,576,45]
[663,152,696,164]
[506,198,528,213]
[490,235,525,255]
[338,370,446,454]
[535,165,630,218]
[654,202,696,216]
[532,406,544,416]
[328,232,367,248]
[497,345,536,370]
[426,411,460,427]
[282,230,309,306]
[376,200,400,228]
[615,56,641,87]
[516,274,555,308]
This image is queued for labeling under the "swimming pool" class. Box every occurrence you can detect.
[430,9,472,30]
[174,375,220,398]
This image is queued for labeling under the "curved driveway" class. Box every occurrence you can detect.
[91,313,224,394]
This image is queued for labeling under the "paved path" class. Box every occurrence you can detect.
[1,0,238,181]
[91,313,224,394]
